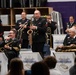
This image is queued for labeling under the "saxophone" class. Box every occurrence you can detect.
[27,16,34,48]
[27,16,34,35]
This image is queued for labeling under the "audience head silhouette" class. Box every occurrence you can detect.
[44,56,57,69]
[7,58,24,75]
[31,61,50,75]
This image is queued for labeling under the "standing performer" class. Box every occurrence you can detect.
[30,10,47,58]
[15,11,30,48]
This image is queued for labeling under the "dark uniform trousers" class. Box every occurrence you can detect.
[32,17,46,58]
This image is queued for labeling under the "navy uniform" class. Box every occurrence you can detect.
[32,17,46,57]
[63,34,76,46]
[4,38,21,69]
[46,21,57,47]
[46,21,57,34]
[67,22,76,28]
[15,19,30,48]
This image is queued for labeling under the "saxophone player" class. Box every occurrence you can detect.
[4,29,21,70]
[30,10,47,58]
[15,11,30,48]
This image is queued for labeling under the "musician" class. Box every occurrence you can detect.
[46,15,57,47]
[4,29,21,69]
[58,27,76,49]
[30,10,47,58]
[15,11,30,48]
[66,16,76,32]
[46,14,57,34]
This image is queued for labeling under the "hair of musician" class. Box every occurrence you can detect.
[10,28,17,35]
[43,56,57,69]
[21,11,27,14]
[34,9,41,14]
[69,16,75,19]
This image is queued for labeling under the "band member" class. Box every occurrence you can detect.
[58,27,76,49]
[30,10,47,58]
[46,14,57,34]
[4,29,21,69]
[67,16,76,28]
[46,15,57,47]
[15,11,30,48]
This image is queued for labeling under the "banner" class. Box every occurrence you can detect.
[54,52,75,75]
[19,51,43,70]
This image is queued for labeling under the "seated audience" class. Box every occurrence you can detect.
[43,56,62,75]
[69,57,76,75]
[6,58,25,75]
[31,61,50,75]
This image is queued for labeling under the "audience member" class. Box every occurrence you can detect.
[43,56,62,75]
[31,61,50,75]
[69,57,76,75]
[7,58,25,75]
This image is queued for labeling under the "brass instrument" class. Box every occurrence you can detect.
[55,45,76,52]
[17,21,28,39]
[27,16,34,48]
[27,16,34,35]
[0,40,13,52]
[46,26,52,47]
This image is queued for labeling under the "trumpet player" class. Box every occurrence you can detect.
[4,29,21,70]
[31,10,47,58]
[46,15,57,47]
[15,11,30,48]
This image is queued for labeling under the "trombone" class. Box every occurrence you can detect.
[17,21,28,39]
